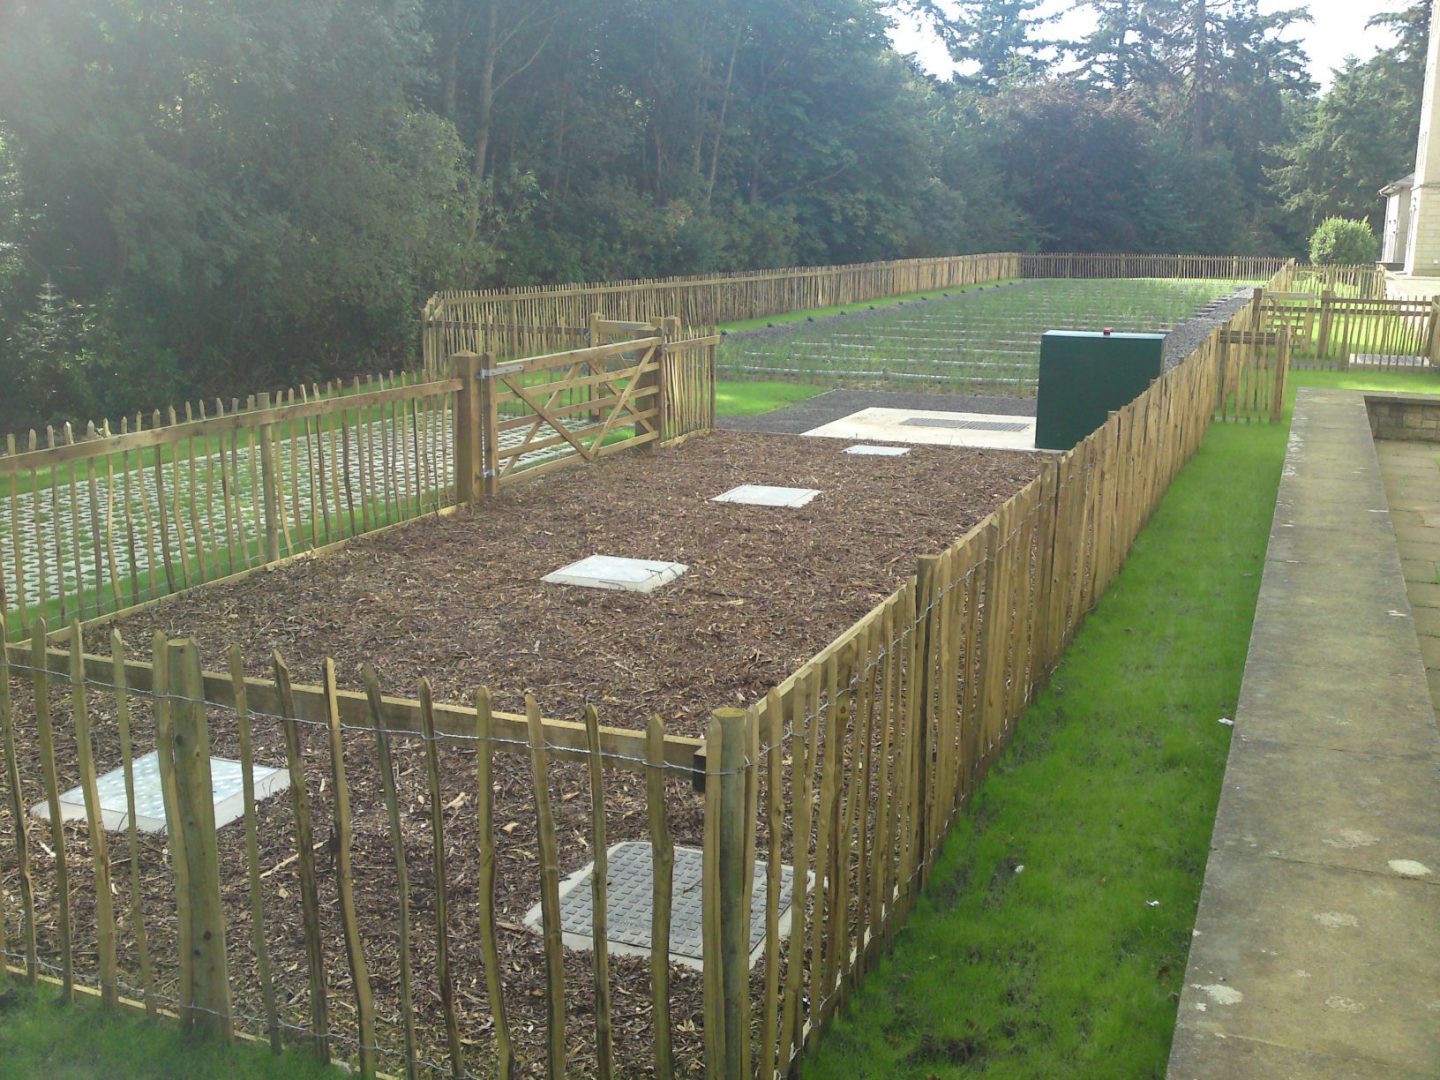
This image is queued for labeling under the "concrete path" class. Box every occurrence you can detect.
[1385,272,1440,300]
[1168,389,1440,1079]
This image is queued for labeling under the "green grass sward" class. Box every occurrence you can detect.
[714,380,827,416]
[0,981,336,1079]
[804,419,1288,1079]
[1287,367,1440,397]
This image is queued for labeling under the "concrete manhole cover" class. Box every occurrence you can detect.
[542,554,689,593]
[844,444,911,456]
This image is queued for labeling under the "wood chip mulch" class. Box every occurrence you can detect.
[111,430,1041,736]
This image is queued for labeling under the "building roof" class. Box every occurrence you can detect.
[1380,172,1416,197]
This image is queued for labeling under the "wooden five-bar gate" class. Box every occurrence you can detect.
[451,316,719,500]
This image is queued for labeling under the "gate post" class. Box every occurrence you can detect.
[1317,290,1335,364]
[452,352,485,504]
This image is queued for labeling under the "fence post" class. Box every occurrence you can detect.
[166,638,233,1040]
[587,313,604,426]
[913,555,940,877]
[1317,290,1335,364]
[702,706,759,1078]
[476,353,499,497]
[452,352,484,505]
[636,318,674,448]
[256,393,281,563]
[1272,328,1290,425]
[1429,299,1440,365]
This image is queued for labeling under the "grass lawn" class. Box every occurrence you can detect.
[714,380,827,416]
[803,417,1288,1078]
[1288,367,1440,396]
[0,980,336,1079]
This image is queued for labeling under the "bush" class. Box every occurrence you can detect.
[1308,217,1378,265]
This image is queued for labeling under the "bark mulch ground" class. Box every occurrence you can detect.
[8,431,1040,1077]
[106,429,1040,737]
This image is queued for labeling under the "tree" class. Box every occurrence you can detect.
[1308,216,1379,264]
[1071,0,1166,92]
[902,0,1056,92]
[1270,2,1430,232]
[985,81,1151,251]
[0,0,473,405]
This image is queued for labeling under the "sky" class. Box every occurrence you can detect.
[888,0,1409,91]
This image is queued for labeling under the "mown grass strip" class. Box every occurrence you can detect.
[1288,367,1440,397]
[804,418,1287,1078]
[0,979,336,1079]
[714,381,827,417]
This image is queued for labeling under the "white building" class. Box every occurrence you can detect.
[1405,2,1440,274]
[1381,174,1414,266]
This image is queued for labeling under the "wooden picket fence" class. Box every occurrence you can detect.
[1,331,717,643]
[737,297,1262,1077]
[1018,252,1290,281]
[422,250,1328,386]
[421,254,1024,374]
[1260,293,1439,370]
[0,615,707,1078]
[1286,263,1389,299]
[1212,282,1291,424]
[0,373,459,641]
[0,287,1274,1077]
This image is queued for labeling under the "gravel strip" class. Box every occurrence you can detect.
[1162,287,1255,368]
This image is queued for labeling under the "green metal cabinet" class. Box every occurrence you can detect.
[1034,331,1164,451]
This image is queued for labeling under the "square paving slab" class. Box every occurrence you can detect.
[31,751,289,834]
[541,554,689,593]
[802,408,1040,450]
[711,484,820,508]
[523,841,801,970]
[843,444,911,457]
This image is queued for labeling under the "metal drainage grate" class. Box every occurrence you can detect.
[525,841,801,970]
[900,417,1031,432]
